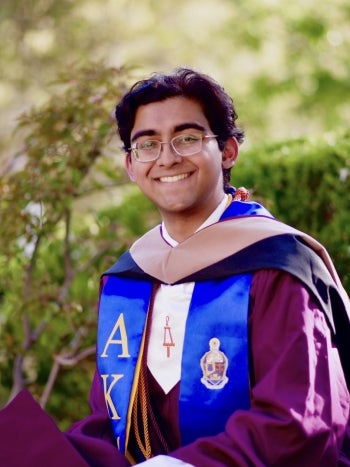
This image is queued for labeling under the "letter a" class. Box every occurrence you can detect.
[101,313,131,358]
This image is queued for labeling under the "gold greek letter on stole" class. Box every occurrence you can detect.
[101,374,123,419]
[100,312,131,358]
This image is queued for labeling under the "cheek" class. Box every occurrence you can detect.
[126,163,149,184]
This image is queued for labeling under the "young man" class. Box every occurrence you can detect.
[1,68,349,466]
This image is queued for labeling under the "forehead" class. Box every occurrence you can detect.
[131,96,210,137]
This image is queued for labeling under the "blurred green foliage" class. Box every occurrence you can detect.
[0,63,159,427]
[234,132,350,291]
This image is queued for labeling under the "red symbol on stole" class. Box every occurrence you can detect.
[163,315,175,357]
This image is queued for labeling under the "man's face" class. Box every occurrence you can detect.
[125,96,237,225]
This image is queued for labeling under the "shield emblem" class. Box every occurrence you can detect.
[200,337,229,390]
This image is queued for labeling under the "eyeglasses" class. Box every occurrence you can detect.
[129,133,218,162]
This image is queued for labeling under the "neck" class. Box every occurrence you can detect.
[161,194,230,243]
[162,215,205,243]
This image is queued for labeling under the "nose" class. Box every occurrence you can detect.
[156,141,182,166]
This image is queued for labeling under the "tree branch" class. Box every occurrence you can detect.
[40,345,96,409]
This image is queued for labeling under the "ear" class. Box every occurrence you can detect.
[221,137,239,169]
[125,153,136,182]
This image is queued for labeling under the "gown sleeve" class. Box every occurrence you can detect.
[168,269,350,467]
[0,370,130,467]
[0,388,88,467]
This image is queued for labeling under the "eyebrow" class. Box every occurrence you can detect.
[131,122,207,143]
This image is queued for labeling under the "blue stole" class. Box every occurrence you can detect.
[97,199,270,454]
[97,273,252,453]
[178,275,252,444]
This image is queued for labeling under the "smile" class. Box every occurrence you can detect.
[158,173,190,183]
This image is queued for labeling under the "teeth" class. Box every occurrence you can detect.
[159,173,189,183]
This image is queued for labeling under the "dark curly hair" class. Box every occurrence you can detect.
[115,67,245,193]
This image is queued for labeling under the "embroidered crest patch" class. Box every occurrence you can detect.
[200,337,229,390]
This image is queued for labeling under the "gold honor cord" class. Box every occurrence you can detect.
[125,305,151,461]
[131,285,170,460]
[132,358,152,459]
[124,287,153,462]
